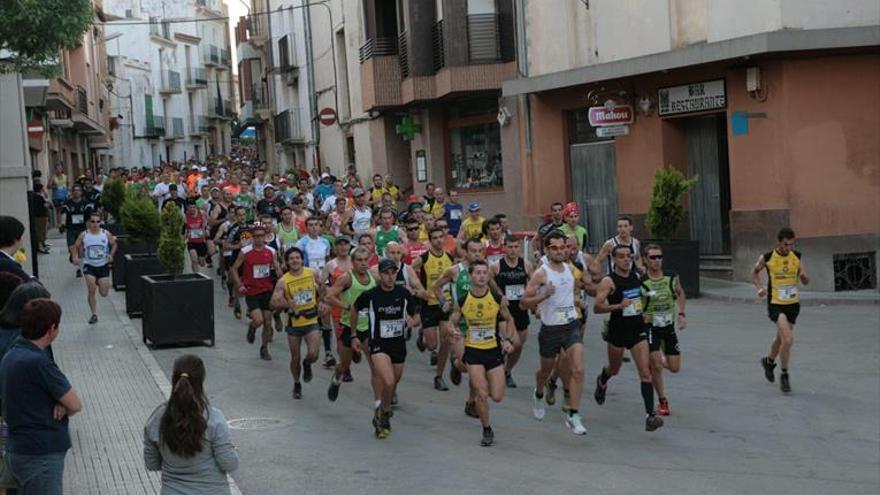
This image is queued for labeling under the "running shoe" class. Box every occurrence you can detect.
[328,377,341,402]
[381,409,392,432]
[657,398,671,416]
[342,370,353,382]
[594,374,607,405]
[645,414,664,432]
[292,382,302,399]
[88,314,98,325]
[545,381,557,406]
[780,372,791,393]
[761,357,776,383]
[505,372,517,388]
[449,359,462,386]
[303,361,313,383]
[532,389,546,420]
[76,269,82,278]
[373,409,383,437]
[565,413,588,435]
[416,332,425,352]
[464,401,479,418]
[434,376,449,391]
[259,346,271,361]
[430,351,438,366]
[480,427,494,447]
[246,326,256,344]
[322,353,336,369]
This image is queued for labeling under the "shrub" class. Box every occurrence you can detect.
[158,202,185,276]
[645,166,698,241]
[120,190,160,247]
[101,178,126,221]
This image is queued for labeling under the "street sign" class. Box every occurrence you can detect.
[595,125,629,138]
[319,107,337,126]
[658,79,726,116]
[588,105,634,127]
[27,119,45,139]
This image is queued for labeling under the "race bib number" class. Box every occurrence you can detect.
[778,285,798,301]
[353,218,370,233]
[293,290,313,306]
[253,264,271,279]
[380,319,405,339]
[621,288,643,317]
[487,253,503,264]
[450,210,462,220]
[86,245,106,261]
[505,284,525,301]
[309,259,325,271]
[188,228,204,239]
[71,214,84,225]
[652,311,673,328]
[550,306,577,325]
[468,326,495,343]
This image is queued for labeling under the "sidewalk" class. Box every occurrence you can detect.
[700,276,879,305]
[37,233,239,494]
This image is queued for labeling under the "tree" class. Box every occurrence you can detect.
[101,178,126,222]
[645,166,698,241]
[0,0,94,73]
[158,202,185,277]
[120,190,160,248]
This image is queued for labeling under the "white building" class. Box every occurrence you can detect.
[104,0,235,167]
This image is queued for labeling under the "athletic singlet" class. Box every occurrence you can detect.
[63,199,89,230]
[277,223,300,252]
[606,236,641,273]
[351,207,372,236]
[608,270,644,332]
[452,263,472,332]
[459,289,502,350]
[282,269,319,327]
[641,271,678,328]
[484,240,504,264]
[185,212,206,243]
[395,263,410,288]
[538,262,577,327]
[296,236,331,272]
[240,245,276,296]
[82,230,111,267]
[341,271,376,331]
[375,227,400,256]
[420,250,453,305]
[328,210,345,236]
[403,240,428,266]
[496,257,528,313]
[356,285,416,342]
[764,250,802,305]
[327,262,348,321]
[209,202,228,238]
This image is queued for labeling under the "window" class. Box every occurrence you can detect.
[447,111,503,191]
[569,109,613,145]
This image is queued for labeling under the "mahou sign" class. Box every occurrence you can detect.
[588,105,634,127]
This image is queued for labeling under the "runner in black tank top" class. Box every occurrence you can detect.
[489,236,533,389]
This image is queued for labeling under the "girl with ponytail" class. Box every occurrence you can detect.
[144,355,239,494]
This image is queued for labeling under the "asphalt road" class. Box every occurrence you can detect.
[150,279,879,495]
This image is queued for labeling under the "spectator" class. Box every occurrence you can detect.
[0,273,23,311]
[0,280,51,361]
[29,183,52,254]
[0,298,81,494]
[144,354,239,494]
[0,216,32,281]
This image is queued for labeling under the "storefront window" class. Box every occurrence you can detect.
[448,120,503,190]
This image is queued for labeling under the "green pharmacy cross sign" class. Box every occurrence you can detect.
[396,115,422,141]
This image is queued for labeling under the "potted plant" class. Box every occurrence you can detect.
[645,166,701,297]
[120,191,163,314]
[141,202,214,347]
[101,177,126,235]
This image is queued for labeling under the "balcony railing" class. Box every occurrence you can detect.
[146,115,165,136]
[251,83,268,110]
[467,13,501,63]
[248,15,263,38]
[358,37,397,63]
[160,70,181,94]
[170,117,184,137]
[432,20,445,71]
[187,67,207,87]
[149,18,172,40]
[220,48,230,67]
[274,108,304,143]
[203,45,220,66]
[207,97,222,117]
[76,86,88,114]
[224,99,234,117]
[398,31,409,78]
[198,115,210,132]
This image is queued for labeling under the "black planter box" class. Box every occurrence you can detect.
[142,273,214,348]
[113,238,153,291]
[105,222,125,236]
[124,253,165,317]
[646,239,701,298]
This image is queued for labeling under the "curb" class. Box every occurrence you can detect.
[700,290,879,306]
[108,290,244,495]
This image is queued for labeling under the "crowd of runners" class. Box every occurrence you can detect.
[50,146,810,446]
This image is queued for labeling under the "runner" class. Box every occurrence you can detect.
[321,236,353,373]
[592,244,664,432]
[593,215,644,274]
[184,201,208,274]
[558,202,588,251]
[641,243,687,415]
[357,233,380,269]
[347,188,373,237]
[520,230,587,435]
[411,228,455,388]
[483,217,506,264]
[489,235,534,388]
[73,212,117,324]
[448,260,516,446]
[204,186,227,268]
[230,223,283,360]
[270,246,323,399]
[214,207,249,319]
[325,247,377,401]
[61,185,92,278]
[753,227,809,394]
[277,207,300,253]
[458,203,485,243]
[354,259,419,438]
[535,202,565,258]
[374,208,400,256]
[402,217,428,266]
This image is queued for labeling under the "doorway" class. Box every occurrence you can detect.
[570,142,618,253]
[685,114,731,254]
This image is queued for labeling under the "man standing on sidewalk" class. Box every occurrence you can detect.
[753,227,809,394]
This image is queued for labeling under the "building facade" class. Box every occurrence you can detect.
[104,0,235,168]
[502,0,880,291]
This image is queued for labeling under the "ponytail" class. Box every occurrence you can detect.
[159,355,208,458]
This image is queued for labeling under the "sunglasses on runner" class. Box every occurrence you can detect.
[648,255,663,260]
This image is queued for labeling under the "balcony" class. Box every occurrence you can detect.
[203,45,220,66]
[273,108,305,145]
[159,70,182,95]
[219,48,230,68]
[149,18,173,42]
[206,98,220,118]
[47,78,76,111]
[198,115,210,133]
[223,99,235,118]
[186,67,208,89]
[358,37,397,63]
[145,115,165,137]
[398,31,409,79]
[252,83,268,111]
[167,117,184,139]
[432,20,445,71]
[76,86,88,114]
[467,14,502,63]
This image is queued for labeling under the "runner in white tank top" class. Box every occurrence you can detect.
[74,212,117,325]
